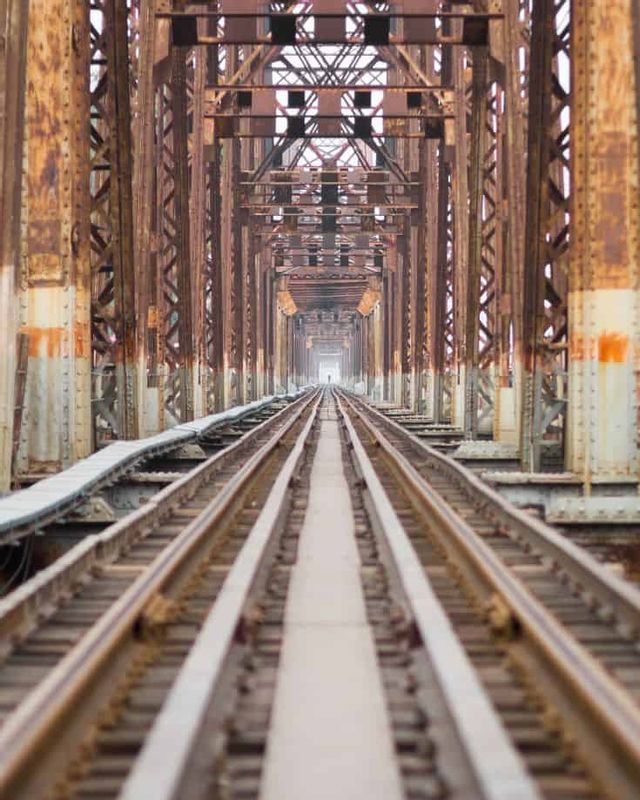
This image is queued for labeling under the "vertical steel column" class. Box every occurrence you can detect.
[189,45,208,418]
[464,47,489,438]
[450,47,471,430]
[494,0,528,446]
[156,48,194,425]
[520,0,570,470]
[567,0,639,479]
[0,0,29,489]
[89,0,139,443]
[171,49,194,422]
[433,141,452,424]
[17,0,91,476]
[131,0,159,435]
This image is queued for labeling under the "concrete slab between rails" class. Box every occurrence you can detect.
[259,415,404,800]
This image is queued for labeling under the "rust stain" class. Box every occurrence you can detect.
[74,322,90,359]
[20,326,65,359]
[28,220,61,255]
[569,333,589,361]
[598,331,629,363]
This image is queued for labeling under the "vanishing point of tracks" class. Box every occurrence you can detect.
[1,387,640,798]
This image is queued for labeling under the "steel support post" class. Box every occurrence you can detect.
[450,47,471,430]
[0,0,29,490]
[131,0,160,435]
[433,142,451,424]
[493,0,528,446]
[464,47,489,439]
[520,0,570,470]
[230,85,245,406]
[90,0,139,444]
[171,48,195,423]
[414,89,439,420]
[189,45,208,418]
[219,105,240,406]
[383,272,392,402]
[401,224,413,408]
[567,0,639,480]
[155,49,194,425]
[17,0,91,477]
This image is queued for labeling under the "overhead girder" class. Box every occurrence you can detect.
[0,0,639,487]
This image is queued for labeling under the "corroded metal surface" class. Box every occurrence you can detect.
[0,0,638,490]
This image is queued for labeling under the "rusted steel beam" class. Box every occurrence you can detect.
[10,332,29,485]
[89,0,139,444]
[433,144,451,424]
[153,48,195,426]
[131,0,160,436]
[0,0,29,490]
[171,47,195,423]
[16,0,92,479]
[448,46,471,431]
[520,0,570,470]
[567,0,639,480]
[493,0,528,447]
[189,45,209,418]
[464,46,489,439]
[230,134,245,405]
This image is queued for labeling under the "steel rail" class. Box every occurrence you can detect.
[347,392,640,636]
[0,389,321,797]
[0,391,307,544]
[0,389,315,646]
[337,389,640,798]
[119,393,322,800]
[334,393,541,800]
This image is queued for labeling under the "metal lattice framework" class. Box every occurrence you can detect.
[521,0,570,469]
[5,0,640,489]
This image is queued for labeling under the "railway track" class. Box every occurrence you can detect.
[0,393,302,590]
[337,388,640,798]
[1,387,640,798]
[0,388,321,798]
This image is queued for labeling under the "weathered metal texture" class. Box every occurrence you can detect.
[493,0,528,447]
[567,0,639,479]
[464,46,489,440]
[17,0,91,478]
[450,46,471,430]
[11,333,29,486]
[189,45,209,418]
[89,0,139,444]
[433,144,451,424]
[0,0,29,491]
[520,0,570,470]
[131,0,159,436]
[155,49,195,426]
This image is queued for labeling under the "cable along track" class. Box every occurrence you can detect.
[0,389,321,799]
[336,388,640,799]
[0,392,301,552]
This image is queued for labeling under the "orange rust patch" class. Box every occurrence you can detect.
[569,333,597,361]
[20,326,65,358]
[598,331,629,363]
[74,322,90,359]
